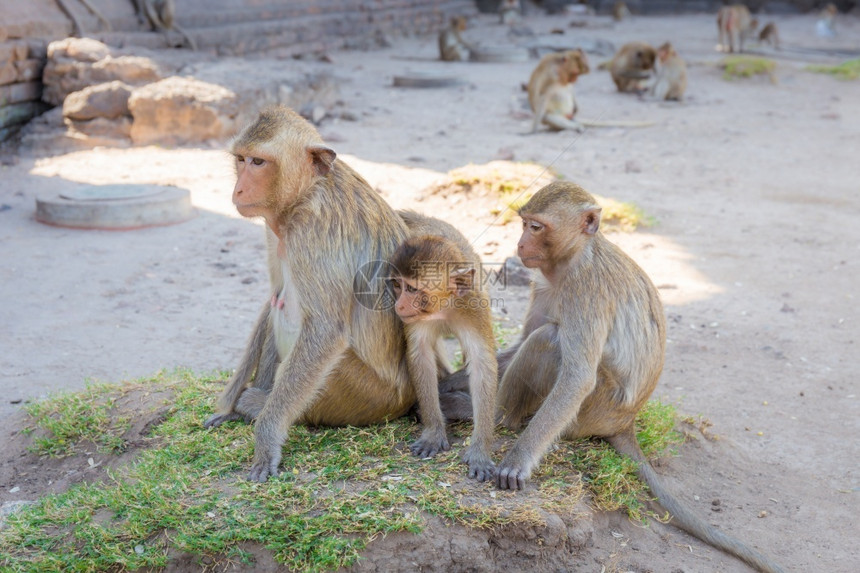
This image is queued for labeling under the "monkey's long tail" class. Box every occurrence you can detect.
[579,119,656,129]
[607,430,785,573]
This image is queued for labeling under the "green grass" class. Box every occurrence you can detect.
[0,370,684,572]
[722,56,777,82]
[807,58,860,80]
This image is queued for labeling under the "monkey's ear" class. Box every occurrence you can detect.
[582,207,602,235]
[307,145,337,177]
[449,268,476,296]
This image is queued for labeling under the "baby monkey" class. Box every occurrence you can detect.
[390,212,497,482]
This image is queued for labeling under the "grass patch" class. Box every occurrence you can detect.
[807,58,860,80]
[428,161,653,231]
[722,56,777,82]
[0,370,684,572]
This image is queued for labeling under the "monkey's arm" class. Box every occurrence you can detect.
[617,69,652,80]
[204,299,273,428]
[409,328,451,459]
[497,314,607,490]
[249,318,349,481]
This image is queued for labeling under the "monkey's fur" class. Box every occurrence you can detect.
[391,212,497,482]
[717,4,758,53]
[438,16,471,62]
[204,106,414,482]
[608,41,656,92]
[650,42,687,101]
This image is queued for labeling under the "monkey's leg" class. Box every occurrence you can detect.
[170,23,198,51]
[77,0,112,31]
[543,113,585,133]
[204,300,271,428]
[54,0,86,36]
[231,328,280,422]
[496,324,559,430]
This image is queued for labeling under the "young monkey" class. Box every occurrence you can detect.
[390,212,497,482]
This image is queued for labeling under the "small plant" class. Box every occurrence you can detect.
[807,58,860,80]
[722,56,777,82]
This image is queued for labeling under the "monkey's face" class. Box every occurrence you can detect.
[392,277,434,323]
[559,51,589,84]
[637,49,656,71]
[232,151,277,219]
[517,216,551,270]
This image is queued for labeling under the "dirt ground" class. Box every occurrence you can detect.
[1,11,859,573]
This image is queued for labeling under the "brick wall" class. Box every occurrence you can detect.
[0,0,475,142]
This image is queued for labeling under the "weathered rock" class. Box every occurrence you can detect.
[42,38,165,106]
[128,77,241,146]
[504,256,533,287]
[66,116,132,141]
[63,81,132,121]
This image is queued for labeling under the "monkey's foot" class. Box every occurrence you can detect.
[203,411,242,428]
[462,446,496,482]
[496,459,532,491]
[410,428,450,459]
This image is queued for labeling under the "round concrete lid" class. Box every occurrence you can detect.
[469,46,530,63]
[36,185,195,230]
[59,184,165,201]
[392,72,464,88]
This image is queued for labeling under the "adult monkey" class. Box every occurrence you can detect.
[440,182,784,573]
[204,106,414,482]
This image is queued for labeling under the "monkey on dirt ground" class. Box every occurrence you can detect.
[439,181,785,573]
[607,41,656,93]
[528,49,590,132]
[389,211,498,481]
[612,1,631,21]
[758,22,781,50]
[717,4,758,53]
[438,16,472,62]
[204,106,416,483]
[649,41,687,101]
[132,0,197,50]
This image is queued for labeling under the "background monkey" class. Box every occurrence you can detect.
[131,0,197,50]
[438,16,471,62]
[816,3,837,38]
[487,181,784,573]
[612,1,631,21]
[607,41,656,93]
[758,22,780,49]
[650,41,687,101]
[390,212,497,482]
[204,106,415,482]
[528,49,590,132]
[717,4,758,53]
[498,0,522,25]
[54,0,112,37]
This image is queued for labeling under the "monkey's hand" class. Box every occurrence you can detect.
[410,427,450,459]
[247,422,284,482]
[496,453,532,490]
[203,411,241,429]
[462,444,496,482]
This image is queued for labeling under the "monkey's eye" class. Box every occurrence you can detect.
[235,155,245,163]
[251,157,265,166]
[387,279,402,294]
[405,284,419,294]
